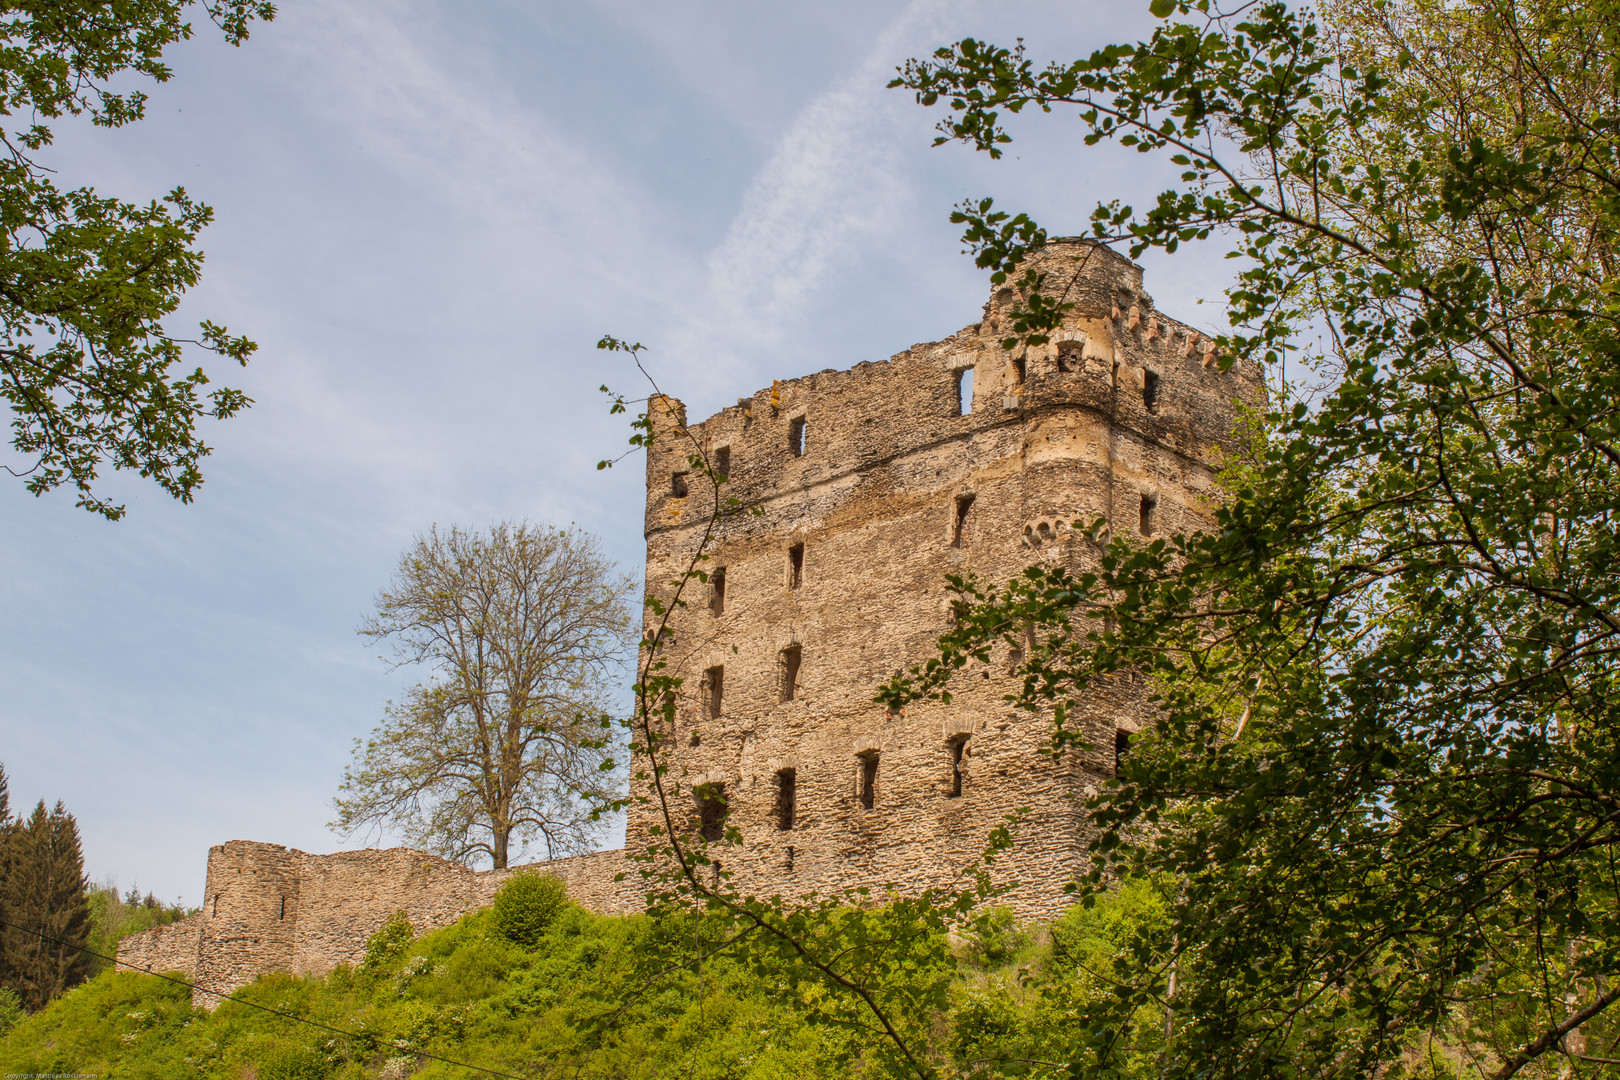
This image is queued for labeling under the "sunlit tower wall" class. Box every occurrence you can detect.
[631,242,1263,917]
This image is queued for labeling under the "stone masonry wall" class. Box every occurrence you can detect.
[631,241,1262,920]
[118,842,634,1007]
[114,912,202,979]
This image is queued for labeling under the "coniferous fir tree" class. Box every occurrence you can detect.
[0,765,9,994]
[0,798,92,1011]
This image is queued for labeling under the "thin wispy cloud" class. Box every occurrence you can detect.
[269,2,681,302]
[666,0,968,396]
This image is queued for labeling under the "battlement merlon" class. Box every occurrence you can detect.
[644,240,1263,536]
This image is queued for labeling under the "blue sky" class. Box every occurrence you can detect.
[0,0,1237,905]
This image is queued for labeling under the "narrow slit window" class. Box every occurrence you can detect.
[1114,729,1132,774]
[948,738,968,798]
[714,445,730,480]
[697,784,728,842]
[858,753,878,810]
[789,415,807,457]
[779,645,802,703]
[1012,355,1026,384]
[703,665,724,719]
[279,896,286,920]
[788,543,804,589]
[1143,369,1160,413]
[212,894,219,916]
[710,567,726,615]
[785,844,795,871]
[954,367,975,415]
[776,769,797,831]
[1139,494,1157,537]
[952,494,976,549]
[671,471,689,497]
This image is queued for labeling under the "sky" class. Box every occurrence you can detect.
[0,0,1239,906]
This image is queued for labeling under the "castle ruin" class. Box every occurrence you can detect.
[118,241,1261,999]
[631,241,1261,917]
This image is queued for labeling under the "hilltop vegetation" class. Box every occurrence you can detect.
[0,875,1166,1080]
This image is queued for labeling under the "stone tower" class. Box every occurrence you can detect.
[633,241,1262,918]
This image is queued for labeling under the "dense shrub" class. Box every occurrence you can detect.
[0,988,20,1036]
[0,895,1097,1079]
[491,871,568,948]
[360,910,414,973]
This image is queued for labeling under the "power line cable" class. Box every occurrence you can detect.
[0,917,531,1080]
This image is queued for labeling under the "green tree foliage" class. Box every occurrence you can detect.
[333,522,635,869]
[492,871,569,948]
[0,1,274,519]
[880,0,1620,1074]
[0,800,92,1011]
[0,987,19,1038]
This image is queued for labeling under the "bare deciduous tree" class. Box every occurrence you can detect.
[332,522,634,869]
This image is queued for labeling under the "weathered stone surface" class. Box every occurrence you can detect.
[114,912,202,980]
[118,842,629,1006]
[630,241,1263,920]
[120,240,1260,998]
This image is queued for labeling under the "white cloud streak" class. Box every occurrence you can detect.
[666,0,969,393]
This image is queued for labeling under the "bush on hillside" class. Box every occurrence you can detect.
[492,871,568,948]
[0,988,20,1037]
[361,910,414,973]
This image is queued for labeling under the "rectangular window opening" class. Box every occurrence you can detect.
[785,844,796,871]
[1139,494,1157,537]
[1057,340,1082,373]
[710,567,726,616]
[279,896,286,921]
[948,738,968,798]
[1012,355,1027,384]
[788,543,804,589]
[954,367,975,415]
[952,494,976,549]
[697,784,728,842]
[714,445,730,480]
[779,645,802,703]
[789,415,807,457]
[671,471,689,497]
[776,769,797,831]
[858,753,878,810]
[1143,369,1161,413]
[212,894,219,917]
[1114,729,1132,774]
[703,665,724,720]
